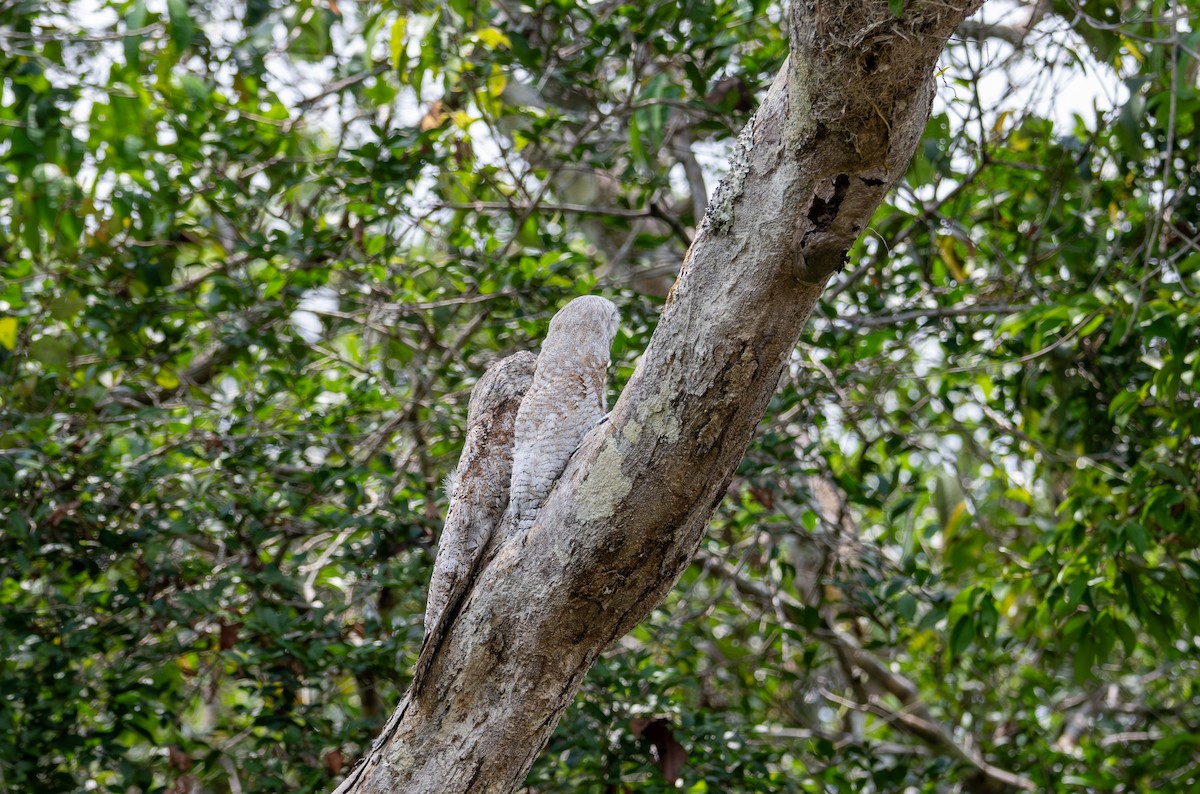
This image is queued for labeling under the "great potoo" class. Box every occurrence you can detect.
[412,350,536,694]
[504,295,621,536]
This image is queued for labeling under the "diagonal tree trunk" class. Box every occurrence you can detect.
[336,2,985,791]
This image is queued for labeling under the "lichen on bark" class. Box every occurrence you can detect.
[701,114,757,236]
[573,440,632,523]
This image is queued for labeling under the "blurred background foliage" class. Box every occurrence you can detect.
[1,0,1198,791]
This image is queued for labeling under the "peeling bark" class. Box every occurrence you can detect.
[335,2,985,792]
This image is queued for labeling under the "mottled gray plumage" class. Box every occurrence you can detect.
[410,297,620,699]
[413,351,536,695]
[504,296,621,535]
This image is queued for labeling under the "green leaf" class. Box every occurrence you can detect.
[47,291,86,320]
[291,9,331,61]
[629,113,646,171]
[1125,522,1149,555]
[1114,616,1138,656]
[29,336,70,371]
[124,0,147,68]
[888,494,916,518]
[167,0,195,51]
[949,613,974,657]
[179,74,209,104]
[1072,635,1096,683]
[1147,462,1191,488]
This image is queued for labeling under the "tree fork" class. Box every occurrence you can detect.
[336,2,985,791]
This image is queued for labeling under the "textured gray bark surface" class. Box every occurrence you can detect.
[335,2,985,792]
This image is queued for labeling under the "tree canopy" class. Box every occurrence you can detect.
[2,0,1198,792]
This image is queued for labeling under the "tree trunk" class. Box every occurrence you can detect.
[335,2,985,791]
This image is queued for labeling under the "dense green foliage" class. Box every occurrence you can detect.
[2,0,1198,791]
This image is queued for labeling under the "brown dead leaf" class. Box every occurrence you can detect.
[219,621,242,650]
[420,100,446,132]
[47,500,82,527]
[630,716,687,783]
[168,745,191,772]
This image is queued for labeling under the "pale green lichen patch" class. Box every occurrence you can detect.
[385,739,415,771]
[575,440,633,523]
[786,55,818,149]
[636,383,681,443]
[622,419,642,445]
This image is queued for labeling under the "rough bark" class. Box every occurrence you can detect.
[336,2,985,792]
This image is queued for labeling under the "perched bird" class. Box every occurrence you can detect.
[413,351,536,695]
[504,295,621,536]
[412,296,620,698]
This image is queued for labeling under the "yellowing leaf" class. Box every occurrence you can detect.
[475,27,511,50]
[155,368,180,389]
[451,110,473,129]
[0,317,17,350]
[947,501,968,534]
[939,235,967,281]
[487,66,507,99]
[1121,36,1145,64]
[389,16,407,70]
[992,109,1011,136]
